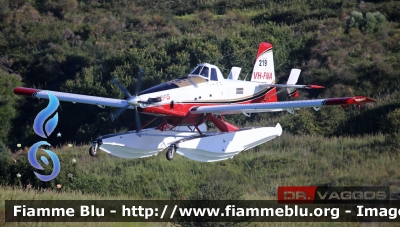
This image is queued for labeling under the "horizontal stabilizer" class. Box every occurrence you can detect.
[257,69,325,97]
[258,84,325,89]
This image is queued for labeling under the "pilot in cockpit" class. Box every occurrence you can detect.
[200,67,208,77]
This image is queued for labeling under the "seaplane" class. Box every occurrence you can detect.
[14,42,376,162]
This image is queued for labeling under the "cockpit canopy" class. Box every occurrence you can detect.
[189,63,224,81]
[138,63,224,96]
[190,65,209,77]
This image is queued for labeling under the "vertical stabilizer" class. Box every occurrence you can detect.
[251,42,275,84]
[286,69,301,98]
[228,67,242,80]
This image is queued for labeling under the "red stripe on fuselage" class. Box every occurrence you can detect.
[141,87,278,117]
[14,87,40,97]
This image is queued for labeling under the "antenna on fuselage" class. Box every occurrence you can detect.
[243,72,249,81]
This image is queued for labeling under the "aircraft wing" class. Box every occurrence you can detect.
[14,87,129,108]
[189,96,376,115]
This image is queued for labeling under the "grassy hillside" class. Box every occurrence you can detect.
[0,185,395,227]
[1,185,394,227]
[3,132,399,199]
[1,1,400,226]
[1,132,399,226]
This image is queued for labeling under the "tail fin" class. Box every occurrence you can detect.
[286,69,301,98]
[251,42,275,84]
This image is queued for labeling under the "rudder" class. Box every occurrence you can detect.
[251,42,275,84]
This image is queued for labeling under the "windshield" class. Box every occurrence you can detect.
[190,66,209,78]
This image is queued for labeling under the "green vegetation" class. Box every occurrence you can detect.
[0,0,398,147]
[1,0,400,226]
[2,133,399,199]
[1,133,400,226]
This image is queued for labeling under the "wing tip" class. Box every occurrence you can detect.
[325,96,377,106]
[306,85,325,89]
[14,87,40,97]
[353,96,377,103]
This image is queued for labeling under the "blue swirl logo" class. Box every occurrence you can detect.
[33,92,59,138]
[28,141,60,182]
[28,92,61,182]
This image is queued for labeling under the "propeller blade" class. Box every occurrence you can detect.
[110,105,129,121]
[135,69,145,96]
[111,78,132,98]
[135,106,142,131]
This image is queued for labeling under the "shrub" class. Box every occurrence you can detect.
[365,11,387,33]
[346,11,387,33]
[346,11,364,32]
[176,171,247,227]
[385,108,400,147]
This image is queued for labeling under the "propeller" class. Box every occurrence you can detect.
[134,106,141,132]
[111,78,132,98]
[110,105,128,121]
[110,69,145,132]
[135,69,144,95]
